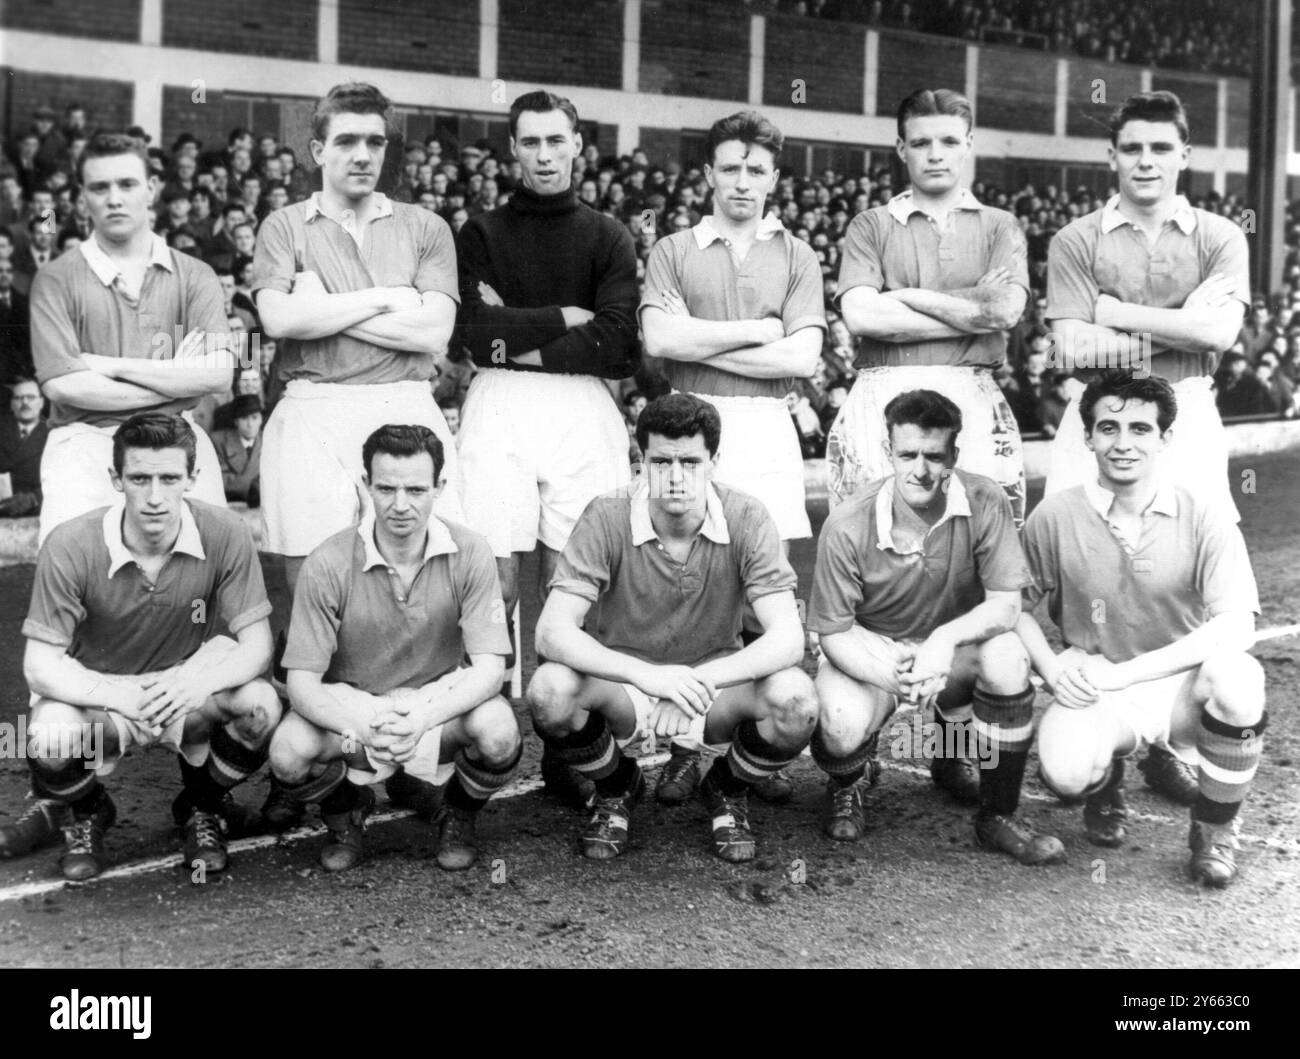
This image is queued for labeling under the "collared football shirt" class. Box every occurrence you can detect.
[23,499,271,674]
[550,480,797,666]
[30,234,229,428]
[1022,479,1260,662]
[640,213,827,399]
[251,192,459,386]
[809,469,1031,640]
[1047,195,1250,383]
[836,189,1029,369]
[284,512,510,695]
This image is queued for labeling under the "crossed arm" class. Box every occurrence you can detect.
[259,271,453,357]
[840,266,1026,345]
[43,327,235,410]
[1089,273,1244,356]
[641,292,820,379]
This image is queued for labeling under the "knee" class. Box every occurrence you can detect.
[1036,713,1103,799]
[268,715,317,783]
[27,699,93,771]
[762,668,819,736]
[975,632,1030,692]
[526,663,583,734]
[1198,652,1265,725]
[227,680,282,746]
[467,696,523,763]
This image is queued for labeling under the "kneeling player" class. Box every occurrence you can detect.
[527,394,815,863]
[269,425,519,872]
[808,390,1064,865]
[1,413,280,880]
[1017,373,1265,887]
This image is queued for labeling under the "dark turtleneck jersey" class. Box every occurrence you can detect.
[454,185,640,379]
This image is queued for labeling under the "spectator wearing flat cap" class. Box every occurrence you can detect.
[211,393,263,505]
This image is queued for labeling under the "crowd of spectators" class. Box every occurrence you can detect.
[2,96,1298,517]
[753,0,1257,77]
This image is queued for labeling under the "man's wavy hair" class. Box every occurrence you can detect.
[112,413,197,475]
[362,423,445,482]
[635,393,722,457]
[312,82,392,143]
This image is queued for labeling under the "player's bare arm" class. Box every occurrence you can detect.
[692,590,804,689]
[886,265,1028,333]
[138,618,274,729]
[81,327,235,398]
[535,588,716,715]
[285,668,395,749]
[22,638,150,720]
[257,269,412,342]
[41,370,172,413]
[1080,610,1256,695]
[641,291,784,361]
[1094,273,1244,354]
[700,324,822,379]
[840,284,966,343]
[903,588,1021,702]
[343,289,458,356]
[371,651,506,763]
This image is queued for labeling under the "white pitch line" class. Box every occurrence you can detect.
[3,745,1294,903]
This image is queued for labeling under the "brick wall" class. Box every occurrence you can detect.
[0,0,140,42]
[640,0,748,101]
[1151,72,1217,147]
[876,32,965,118]
[977,46,1054,134]
[499,0,623,90]
[1064,59,1141,139]
[340,0,478,77]
[2,69,134,141]
[763,14,864,114]
[162,0,316,60]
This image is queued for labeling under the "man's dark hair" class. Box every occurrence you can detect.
[77,131,151,183]
[190,187,213,205]
[362,423,445,482]
[635,393,722,457]
[227,127,251,146]
[1109,91,1189,146]
[1080,371,1178,434]
[704,110,784,165]
[623,389,644,408]
[221,202,246,219]
[896,88,973,141]
[312,82,392,143]
[113,413,197,475]
[508,90,579,140]
[883,389,963,449]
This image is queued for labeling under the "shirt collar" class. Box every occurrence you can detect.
[358,509,458,571]
[886,188,983,225]
[103,500,205,577]
[692,211,786,250]
[1082,476,1179,521]
[79,233,174,287]
[1099,194,1196,235]
[304,191,394,225]
[874,473,972,555]
[629,477,731,546]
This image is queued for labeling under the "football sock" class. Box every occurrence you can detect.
[972,685,1036,816]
